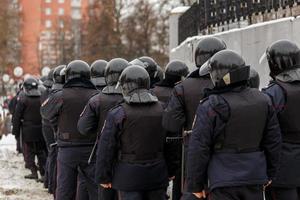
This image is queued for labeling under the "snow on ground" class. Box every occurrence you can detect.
[0,134,52,200]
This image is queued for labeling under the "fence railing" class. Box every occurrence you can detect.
[178,0,300,44]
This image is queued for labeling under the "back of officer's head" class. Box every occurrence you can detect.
[65,60,90,82]
[118,65,150,96]
[91,60,107,78]
[200,49,249,88]
[24,76,39,90]
[105,58,129,86]
[249,68,260,89]
[53,65,66,84]
[165,60,189,83]
[195,37,227,69]
[130,56,159,81]
[266,39,300,78]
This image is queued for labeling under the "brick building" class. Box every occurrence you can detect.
[19,0,90,74]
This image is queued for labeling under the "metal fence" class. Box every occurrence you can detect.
[178,0,300,44]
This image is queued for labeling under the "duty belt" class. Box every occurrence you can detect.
[118,152,164,163]
[166,130,192,143]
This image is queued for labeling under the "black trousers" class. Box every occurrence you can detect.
[56,146,98,200]
[23,141,47,174]
[266,187,300,200]
[118,188,166,200]
[209,185,264,200]
[98,187,118,200]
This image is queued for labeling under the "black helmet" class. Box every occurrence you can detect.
[249,68,260,89]
[53,65,66,84]
[165,60,189,78]
[43,69,54,88]
[65,60,90,82]
[91,60,107,77]
[266,39,300,77]
[195,37,227,69]
[156,66,164,82]
[200,50,249,88]
[23,76,41,96]
[118,65,157,103]
[91,60,107,87]
[139,56,158,78]
[105,58,129,86]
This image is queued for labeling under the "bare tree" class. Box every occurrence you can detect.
[0,0,20,72]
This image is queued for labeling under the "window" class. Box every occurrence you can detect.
[45,20,52,28]
[58,8,64,15]
[72,9,81,19]
[45,8,52,15]
[59,20,64,28]
[58,0,64,3]
[45,0,51,3]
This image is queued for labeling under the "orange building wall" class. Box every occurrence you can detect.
[20,0,42,75]
[19,0,89,75]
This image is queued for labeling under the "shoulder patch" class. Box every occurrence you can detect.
[175,80,183,86]
[200,97,209,104]
[262,82,276,91]
[41,98,49,107]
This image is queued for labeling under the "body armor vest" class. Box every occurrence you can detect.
[276,81,300,143]
[152,86,173,104]
[215,88,269,152]
[97,93,123,132]
[119,102,165,163]
[182,77,213,130]
[23,96,42,126]
[58,87,97,143]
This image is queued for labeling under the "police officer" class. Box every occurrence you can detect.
[41,69,55,151]
[9,82,23,153]
[41,60,98,200]
[78,58,128,200]
[151,60,189,104]
[90,60,108,90]
[44,65,66,196]
[13,77,47,180]
[187,50,281,200]
[52,65,66,91]
[130,56,160,88]
[249,68,260,89]
[96,65,174,200]
[162,37,226,200]
[262,40,300,200]
[40,69,56,186]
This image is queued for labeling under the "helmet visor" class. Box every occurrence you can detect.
[199,60,211,76]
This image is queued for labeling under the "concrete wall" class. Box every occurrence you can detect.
[169,6,190,51]
[170,16,300,88]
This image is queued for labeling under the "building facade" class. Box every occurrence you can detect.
[19,0,90,74]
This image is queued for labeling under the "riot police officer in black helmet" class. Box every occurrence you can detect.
[41,64,66,195]
[43,69,54,89]
[96,65,175,200]
[187,50,281,200]
[262,40,300,200]
[78,58,128,200]
[90,60,107,90]
[152,60,189,104]
[162,37,226,200]
[41,60,98,200]
[130,56,160,88]
[52,65,66,91]
[13,76,47,180]
[249,68,260,89]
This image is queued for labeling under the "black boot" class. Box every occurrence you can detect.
[25,169,38,179]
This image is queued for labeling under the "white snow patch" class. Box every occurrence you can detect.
[0,134,52,200]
